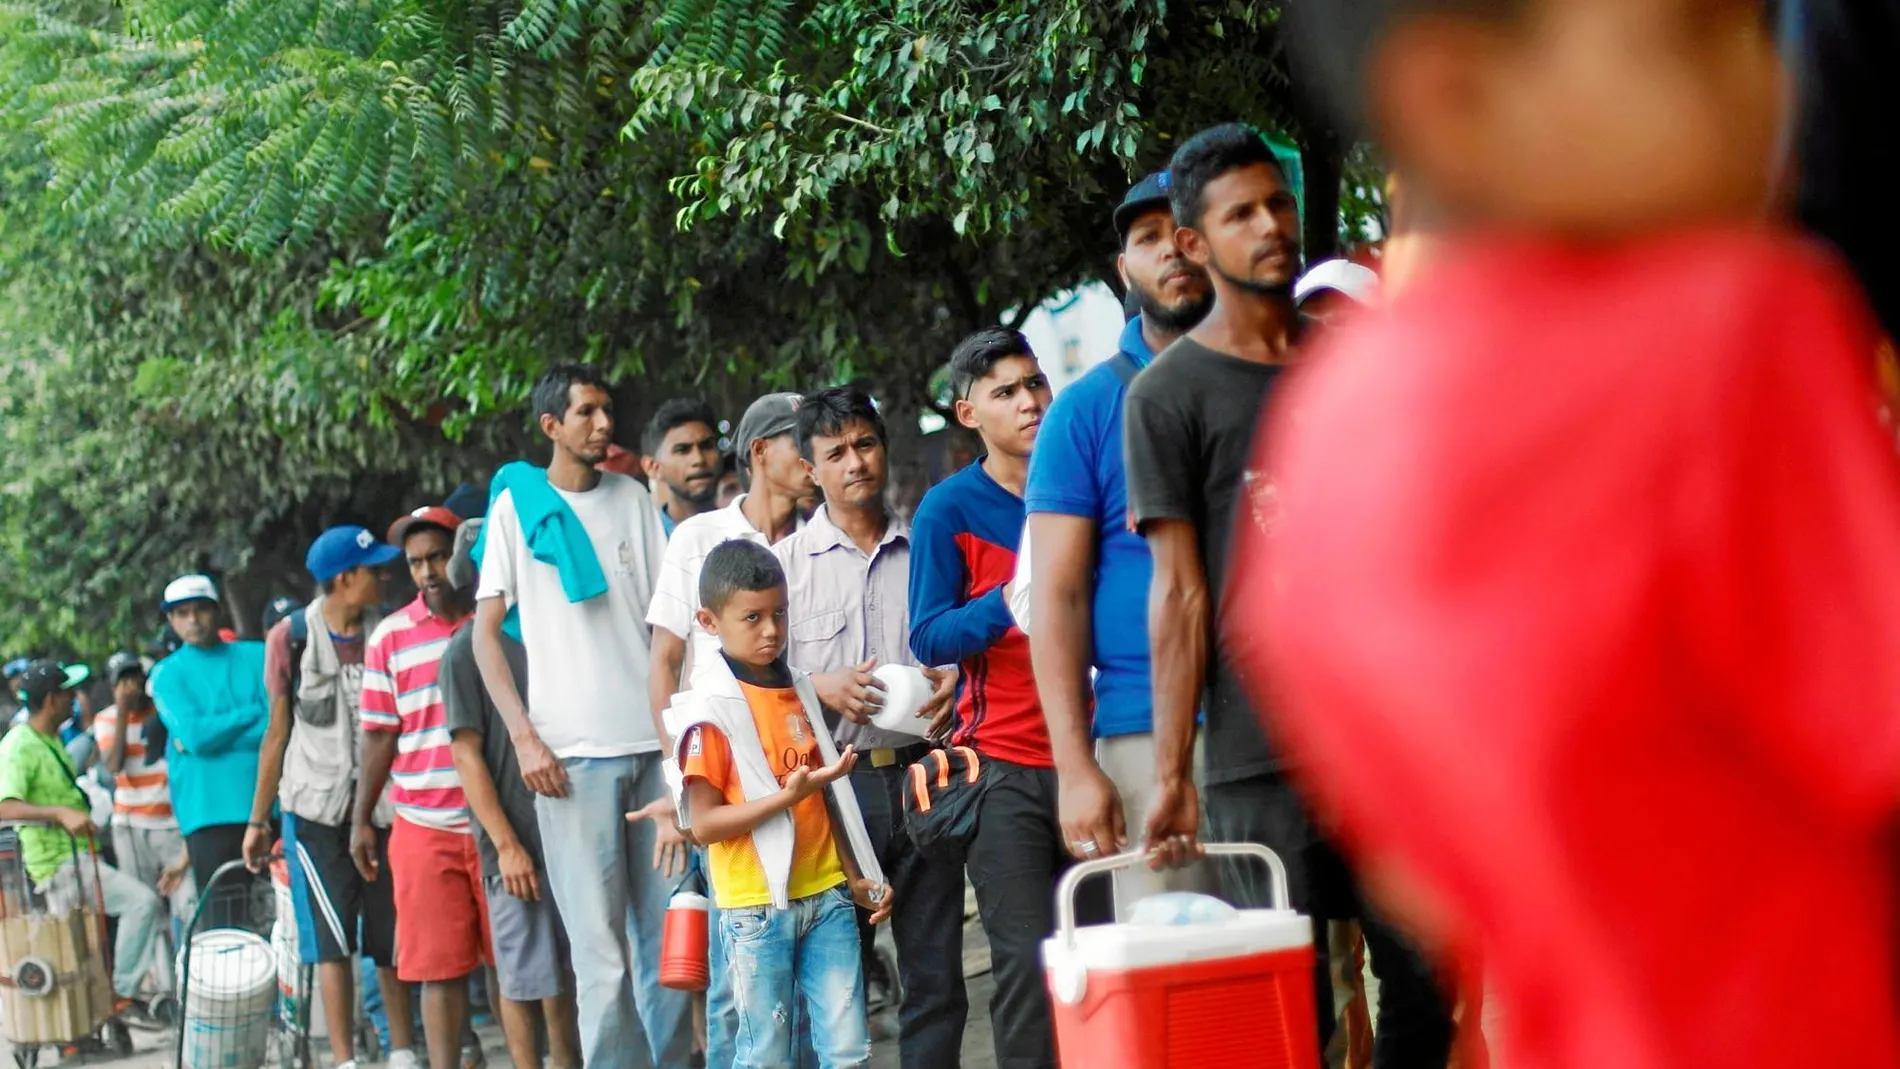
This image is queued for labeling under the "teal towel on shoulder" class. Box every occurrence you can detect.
[472,463,608,642]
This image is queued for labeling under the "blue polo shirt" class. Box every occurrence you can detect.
[1022,316,1156,738]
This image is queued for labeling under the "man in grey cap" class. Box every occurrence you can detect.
[641,390,814,1069]
[645,391,815,743]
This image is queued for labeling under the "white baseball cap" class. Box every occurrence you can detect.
[161,574,221,611]
[1294,258,1381,307]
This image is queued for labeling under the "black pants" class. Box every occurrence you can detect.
[964,757,1069,1069]
[1205,774,1453,1069]
[185,823,250,892]
[849,755,970,1069]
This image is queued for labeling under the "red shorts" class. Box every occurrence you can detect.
[389,817,493,982]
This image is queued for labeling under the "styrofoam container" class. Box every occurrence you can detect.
[869,664,934,737]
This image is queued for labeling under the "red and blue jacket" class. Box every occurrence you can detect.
[907,459,1050,768]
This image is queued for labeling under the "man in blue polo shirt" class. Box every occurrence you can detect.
[1018,172,1213,909]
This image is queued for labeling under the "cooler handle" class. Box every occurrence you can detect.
[1052,842,1292,949]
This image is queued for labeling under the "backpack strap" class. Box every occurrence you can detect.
[287,607,309,699]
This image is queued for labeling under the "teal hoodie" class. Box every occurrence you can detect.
[150,640,270,836]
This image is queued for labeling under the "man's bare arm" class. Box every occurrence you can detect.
[473,597,568,798]
[648,627,686,750]
[1141,519,1209,867]
[1029,513,1127,858]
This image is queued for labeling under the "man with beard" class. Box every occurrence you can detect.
[1124,124,1452,1066]
[473,365,688,1069]
[641,399,723,536]
[355,506,488,1069]
[1015,173,1215,917]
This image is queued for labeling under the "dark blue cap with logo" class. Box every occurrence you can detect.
[1113,170,1173,241]
[306,525,402,583]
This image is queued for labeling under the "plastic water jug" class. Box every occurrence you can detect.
[659,890,711,991]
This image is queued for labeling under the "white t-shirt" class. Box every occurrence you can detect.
[645,496,775,670]
[476,473,668,758]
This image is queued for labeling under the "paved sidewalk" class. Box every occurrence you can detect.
[5,910,1002,1069]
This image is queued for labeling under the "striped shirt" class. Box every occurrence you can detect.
[92,701,176,830]
[362,596,470,832]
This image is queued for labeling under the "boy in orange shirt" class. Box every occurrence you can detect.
[662,540,891,1069]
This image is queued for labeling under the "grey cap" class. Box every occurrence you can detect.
[733,392,803,473]
[448,518,484,592]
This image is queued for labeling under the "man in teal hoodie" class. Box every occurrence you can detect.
[150,574,271,894]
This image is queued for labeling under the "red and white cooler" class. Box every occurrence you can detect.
[1041,843,1320,1069]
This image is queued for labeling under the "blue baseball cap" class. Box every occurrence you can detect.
[1113,170,1173,241]
[306,525,402,583]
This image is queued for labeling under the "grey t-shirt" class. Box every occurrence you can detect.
[1123,336,1286,785]
[438,626,540,877]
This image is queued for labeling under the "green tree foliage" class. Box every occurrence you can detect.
[0,0,1358,657]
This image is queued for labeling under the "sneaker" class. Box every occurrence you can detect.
[462,1042,487,1069]
[337,1062,357,1069]
[388,1050,422,1069]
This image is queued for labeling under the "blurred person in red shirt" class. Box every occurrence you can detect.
[1249,3,1900,1069]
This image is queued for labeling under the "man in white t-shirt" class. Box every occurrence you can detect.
[472,364,690,1069]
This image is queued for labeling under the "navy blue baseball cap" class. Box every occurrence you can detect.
[1113,171,1173,241]
[306,525,402,583]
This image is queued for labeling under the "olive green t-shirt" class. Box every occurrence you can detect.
[0,724,94,881]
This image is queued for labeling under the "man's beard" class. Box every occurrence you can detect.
[1129,272,1215,334]
[1209,248,1300,298]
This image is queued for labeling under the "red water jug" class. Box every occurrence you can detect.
[660,890,711,991]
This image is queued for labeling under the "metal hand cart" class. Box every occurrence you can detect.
[176,858,307,1069]
[0,822,134,1069]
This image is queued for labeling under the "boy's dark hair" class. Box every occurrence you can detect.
[532,364,612,425]
[1167,123,1289,229]
[642,398,719,457]
[1286,2,1525,136]
[795,387,886,460]
[699,539,786,614]
[948,328,1033,401]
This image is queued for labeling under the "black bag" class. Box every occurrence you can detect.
[901,746,988,857]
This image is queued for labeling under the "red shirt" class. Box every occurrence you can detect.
[1245,231,1900,1069]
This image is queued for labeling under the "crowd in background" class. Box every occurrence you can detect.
[0,118,1442,1069]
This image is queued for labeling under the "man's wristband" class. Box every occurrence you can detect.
[246,820,270,830]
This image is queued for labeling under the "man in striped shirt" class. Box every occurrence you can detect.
[354,506,492,1069]
[95,651,192,992]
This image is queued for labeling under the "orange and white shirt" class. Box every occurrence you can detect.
[92,701,176,830]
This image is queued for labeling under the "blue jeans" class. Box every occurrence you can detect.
[692,849,737,1069]
[723,884,868,1069]
[700,844,817,1069]
[536,754,693,1069]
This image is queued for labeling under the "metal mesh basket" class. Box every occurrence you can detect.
[176,858,308,1069]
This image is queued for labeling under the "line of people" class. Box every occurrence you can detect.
[0,122,1462,1069]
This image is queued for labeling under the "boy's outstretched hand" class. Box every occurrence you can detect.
[784,746,857,801]
[852,877,893,925]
